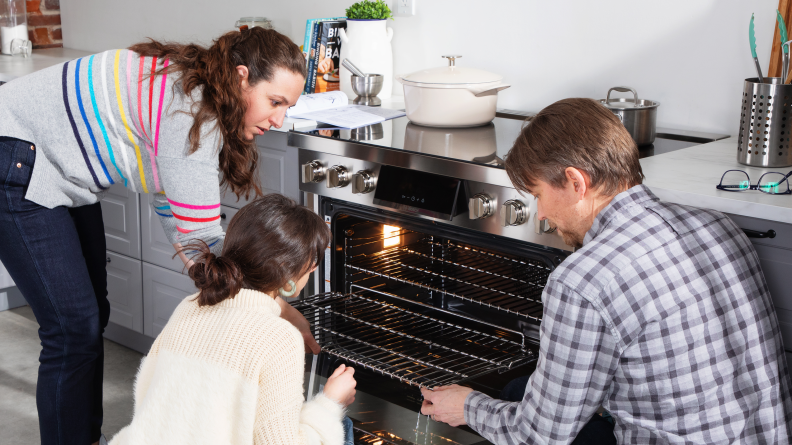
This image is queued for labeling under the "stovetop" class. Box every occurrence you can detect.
[295,114,730,169]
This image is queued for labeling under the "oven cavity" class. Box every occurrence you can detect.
[300,209,561,391]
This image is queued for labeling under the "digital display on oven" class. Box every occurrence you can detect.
[373,165,463,220]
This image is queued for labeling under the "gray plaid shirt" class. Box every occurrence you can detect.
[465,185,792,444]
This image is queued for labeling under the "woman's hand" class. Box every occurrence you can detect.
[276,297,321,354]
[324,364,356,407]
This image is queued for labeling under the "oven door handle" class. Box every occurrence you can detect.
[742,228,776,239]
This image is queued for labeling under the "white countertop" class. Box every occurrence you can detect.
[642,138,792,224]
[0,47,92,82]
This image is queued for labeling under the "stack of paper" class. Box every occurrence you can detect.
[286,91,405,129]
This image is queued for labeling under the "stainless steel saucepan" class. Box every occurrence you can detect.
[599,86,659,146]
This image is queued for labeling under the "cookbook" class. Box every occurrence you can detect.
[309,19,346,94]
[302,17,345,95]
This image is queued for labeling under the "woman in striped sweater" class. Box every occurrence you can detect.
[0,27,314,445]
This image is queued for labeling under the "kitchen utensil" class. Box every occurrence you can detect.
[234,17,272,30]
[778,10,789,83]
[342,58,366,78]
[750,13,765,83]
[598,87,659,146]
[396,55,511,128]
[738,77,792,167]
[351,74,383,106]
[783,40,792,84]
[339,20,394,100]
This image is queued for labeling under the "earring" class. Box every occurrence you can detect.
[278,280,297,298]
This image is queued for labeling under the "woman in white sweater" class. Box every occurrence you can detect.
[111,194,356,445]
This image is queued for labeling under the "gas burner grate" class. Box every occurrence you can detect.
[293,290,536,389]
[345,239,549,320]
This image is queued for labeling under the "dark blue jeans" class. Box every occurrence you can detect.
[500,376,616,445]
[0,137,109,444]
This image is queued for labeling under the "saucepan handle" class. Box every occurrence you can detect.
[606,86,639,105]
[469,84,511,97]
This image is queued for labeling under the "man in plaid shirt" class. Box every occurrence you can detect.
[421,98,792,444]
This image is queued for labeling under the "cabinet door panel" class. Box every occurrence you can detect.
[106,251,143,333]
[143,263,196,337]
[752,243,792,352]
[100,183,141,259]
[259,149,285,196]
[141,194,186,273]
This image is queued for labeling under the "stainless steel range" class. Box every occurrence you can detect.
[288,115,727,445]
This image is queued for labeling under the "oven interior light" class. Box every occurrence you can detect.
[383,225,402,248]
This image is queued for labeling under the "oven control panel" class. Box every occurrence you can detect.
[298,149,572,252]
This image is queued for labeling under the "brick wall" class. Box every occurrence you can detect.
[26,0,62,49]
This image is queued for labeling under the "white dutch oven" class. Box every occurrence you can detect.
[396,55,510,128]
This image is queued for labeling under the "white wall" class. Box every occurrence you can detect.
[62,0,778,135]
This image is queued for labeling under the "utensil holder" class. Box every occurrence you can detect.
[738,77,792,167]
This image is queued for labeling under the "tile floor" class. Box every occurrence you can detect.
[0,306,143,444]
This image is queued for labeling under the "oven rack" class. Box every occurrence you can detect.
[293,291,536,389]
[345,239,549,320]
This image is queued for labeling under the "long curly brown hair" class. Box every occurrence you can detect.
[129,27,306,199]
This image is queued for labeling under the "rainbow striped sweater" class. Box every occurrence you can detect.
[0,50,224,254]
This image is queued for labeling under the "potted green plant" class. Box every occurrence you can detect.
[338,0,395,99]
[345,0,394,20]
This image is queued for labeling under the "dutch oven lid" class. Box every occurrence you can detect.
[599,86,660,109]
[401,55,503,85]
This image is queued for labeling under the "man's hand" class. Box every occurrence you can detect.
[276,297,321,354]
[420,385,474,427]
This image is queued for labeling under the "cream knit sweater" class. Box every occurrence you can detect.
[110,289,345,445]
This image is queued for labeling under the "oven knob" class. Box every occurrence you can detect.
[326,165,350,188]
[301,160,324,184]
[535,217,557,234]
[351,170,375,194]
[500,199,528,226]
[469,193,495,219]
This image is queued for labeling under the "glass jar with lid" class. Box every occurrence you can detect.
[0,0,30,55]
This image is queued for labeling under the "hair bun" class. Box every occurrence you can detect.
[189,250,245,306]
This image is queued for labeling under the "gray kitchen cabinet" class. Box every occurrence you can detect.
[143,262,197,337]
[726,213,792,370]
[105,251,143,333]
[220,205,239,232]
[221,131,301,209]
[141,194,186,274]
[100,182,141,259]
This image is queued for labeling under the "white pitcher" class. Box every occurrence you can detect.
[339,20,393,99]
